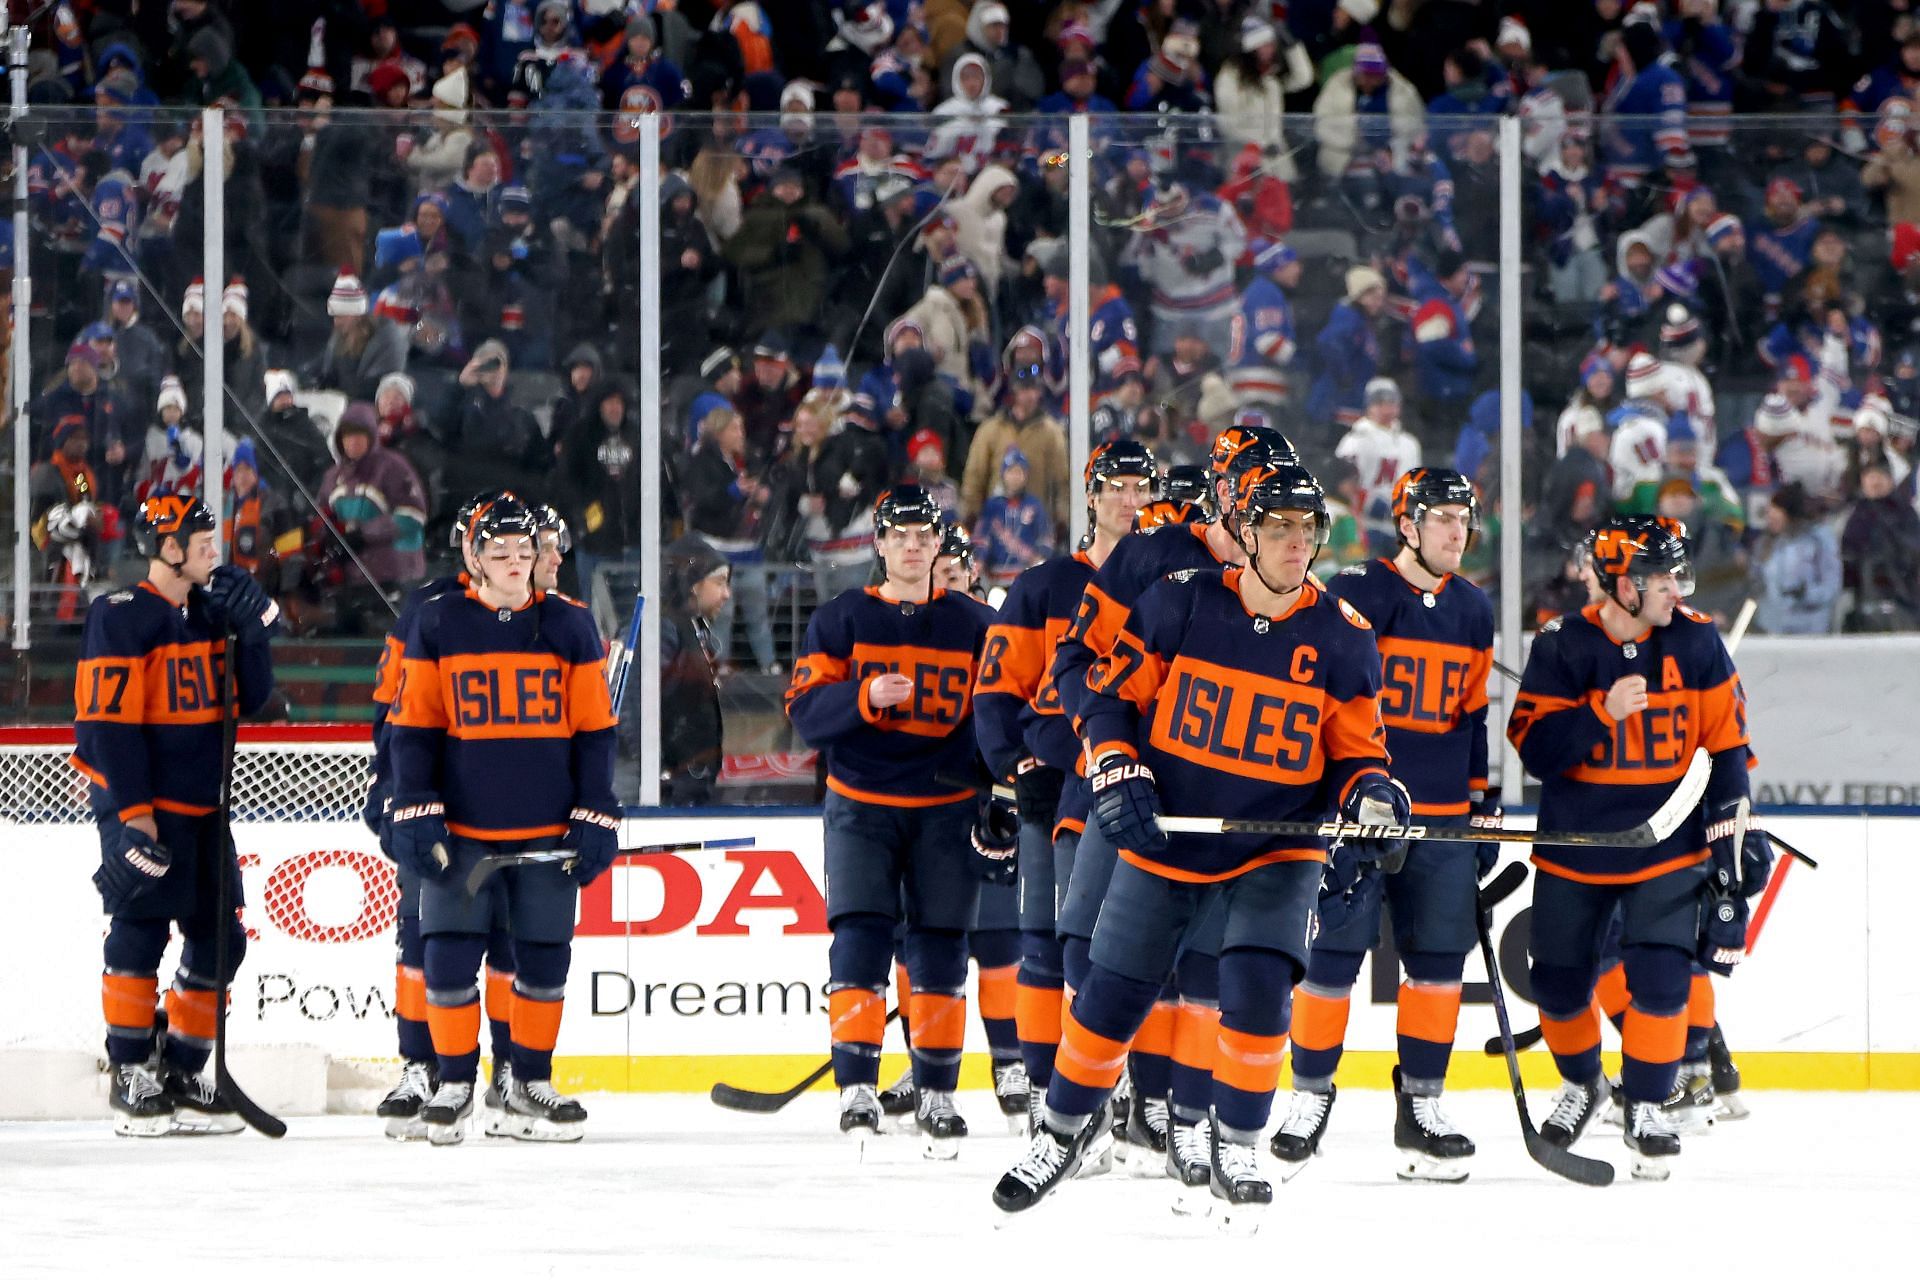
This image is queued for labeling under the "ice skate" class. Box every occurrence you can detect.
[110,1063,174,1138]
[502,1077,586,1142]
[482,1060,517,1138]
[422,1079,475,1147]
[1074,1097,1115,1178]
[1208,1115,1272,1235]
[914,1089,966,1160]
[1392,1068,1472,1182]
[1708,1023,1749,1120]
[159,1065,243,1135]
[1659,1061,1717,1135]
[991,1058,1029,1131]
[1268,1085,1334,1175]
[1540,1076,1604,1149]
[378,1060,437,1141]
[877,1064,916,1117]
[1167,1114,1212,1214]
[992,1117,1090,1215]
[1625,1098,1683,1180]
[839,1083,882,1155]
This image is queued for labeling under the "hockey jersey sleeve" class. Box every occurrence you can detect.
[387,608,450,807]
[558,605,620,815]
[1506,622,1613,779]
[973,570,1047,781]
[72,601,157,821]
[784,604,871,746]
[1051,559,1135,733]
[1688,616,1753,810]
[1316,601,1393,810]
[1076,583,1180,765]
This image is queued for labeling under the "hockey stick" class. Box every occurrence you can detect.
[710,1009,902,1113]
[606,592,644,717]
[212,629,286,1139]
[1476,862,1614,1186]
[463,835,757,897]
[1486,824,1813,1057]
[1157,748,1707,848]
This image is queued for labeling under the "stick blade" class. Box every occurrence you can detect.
[709,1081,804,1113]
[1477,862,1528,913]
[216,1072,288,1138]
[1646,748,1712,843]
[1524,1131,1616,1186]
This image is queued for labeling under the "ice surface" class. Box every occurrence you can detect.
[2,1090,1911,1276]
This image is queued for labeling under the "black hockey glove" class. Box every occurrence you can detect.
[204,564,281,642]
[1741,828,1774,900]
[970,794,1020,886]
[1700,799,1750,975]
[1342,774,1412,873]
[1089,755,1168,861]
[389,801,452,881]
[1012,758,1064,835]
[93,824,172,914]
[362,783,390,842]
[1469,788,1504,881]
[568,807,622,886]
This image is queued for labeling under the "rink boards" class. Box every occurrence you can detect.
[4,811,1916,1095]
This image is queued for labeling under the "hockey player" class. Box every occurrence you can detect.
[388,496,619,1145]
[993,463,1404,1219]
[1507,516,1753,1179]
[1272,469,1496,1181]
[972,442,1157,1132]
[365,491,522,1140]
[1048,424,1294,1177]
[531,501,572,595]
[78,495,279,1136]
[784,487,998,1156]
[933,523,981,598]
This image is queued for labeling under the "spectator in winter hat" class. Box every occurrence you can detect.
[102,279,168,415]
[305,270,409,403]
[315,401,429,601]
[1751,482,1840,635]
[962,363,1069,528]
[974,446,1054,588]
[940,1,1043,111]
[1313,39,1426,179]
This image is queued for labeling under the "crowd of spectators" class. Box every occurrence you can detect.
[10,0,1920,646]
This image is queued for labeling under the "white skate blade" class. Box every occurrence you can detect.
[1715,1094,1751,1121]
[1170,1183,1213,1217]
[384,1114,428,1142]
[1274,1155,1314,1184]
[1072,1129,1114,1179]
[920,1133,960,1161]
[1212,1199,1269,1236]
[426,1117,468,1147]
[167,1112,244,1136]
[1667,1106,1716,1136]
[844,1124,878,1162]
[113,1113,175,1138]
[1002,1112,1029,1136]
[1395,1151,1470,1183]
[482,1105,519,1139]
[507,1115,583,1143]
[1629,1150,1673,1181]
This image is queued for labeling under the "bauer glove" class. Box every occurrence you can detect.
[1741,828,1774,900]
[1315,842,1383,937]
[1343,774,1412,872]
[1700,799,1751,975]
[568,807,622,886]
[93,824,172,914]
[389,801,452,881]
[1089,755,1168,861]
[204,564,281,642]
[1469,788,1504,881]
[970,793,1020,887]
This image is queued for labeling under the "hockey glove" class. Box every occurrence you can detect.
[1469,788,1504,881]
[204,564,281,642]
[1316,843,1383,937]
[970,794,1020,886]
[568,807,622,886]
[1089,755,1168,862]
[362,784,390,841]
[1704,798,1748,899]
[93,824,172,914]
[1741,828,1775,900]
[389,802,452,881]
[1013,758,1064,835]
[1343,775,1412,873]
[1699,799,1751,975]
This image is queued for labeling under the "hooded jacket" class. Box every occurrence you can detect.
[319,410,429,588]
[930,53,1009,172]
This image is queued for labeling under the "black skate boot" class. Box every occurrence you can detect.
[378,1060,438,1141]
[159,1064,243,1135]
[839,1082,882,1152]
[991,1058,1029,1128]
[505,1077,586,1142]
[481,1060,516,1138]
[1167,1113,1214,1216]
[1208,1112,1273,1234]
[1392,1067,1472,1182]
[1659,1061,1716,1135]
[915,1089,968,1159]
[992,1117,1092,1215]
[1625,1098,1683,1180]
[1540,1076,1604,1149]
[422,1078,475,1147]
[877,1064,916,1118]
[110,1062,174,1138]
[1268,1084,1335,1173]
[1125,1089,1169,1154]
[1707,1023,1749,1119]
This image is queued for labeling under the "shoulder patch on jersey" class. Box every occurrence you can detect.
[1337,598,1372,630]
[107,590,134,604]
[1338,563,1368,577]
[1540,616,1563,634]
[1168,568,1197,583]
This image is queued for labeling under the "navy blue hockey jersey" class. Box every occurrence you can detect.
[785,586,996,806]
[973,550,1097,781]
[1328,559,1493,816]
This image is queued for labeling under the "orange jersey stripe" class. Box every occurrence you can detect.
[824,777,973,808]
[1117,843,1324,883]
[1532,848,1710,885]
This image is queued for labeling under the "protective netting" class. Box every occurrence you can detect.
[0,738,373,826]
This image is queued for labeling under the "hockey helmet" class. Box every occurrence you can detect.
[873,485,945,537]
[1133,499,1210,531]
[463,494,540,559]
[132,494,217,559]
[1085,438,1158,492]
[1161,464,1216,514]
[530,501,573,556]
[452,488,521,550]
[1391,467,1481,549]
[1233,463,1331,547]
[1589,515,1695,606]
